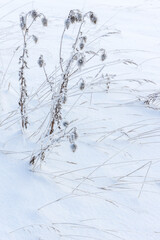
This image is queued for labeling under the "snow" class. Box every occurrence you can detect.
[0,0,160,240]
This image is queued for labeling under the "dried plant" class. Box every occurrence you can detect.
[142,92,160,110]
[19,10,47,129]
[30,9,107,167]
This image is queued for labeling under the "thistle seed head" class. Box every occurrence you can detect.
[89,12,97,24]
[32,35,38,43]
[70,15,76,23]
[79,79,85,90]
[31,10,38,19]
[69,128,78,142]
[101,52,107,61]
[73,128,78,140]
[77,57,85,68]
[65,18,70,29]
[77,12,82,22]
[70,143,77,152]
[38,55,44,67]
[63,121,69,128]
[20,15,26,30]
[42,17,48,26]
[79,42,84,50]
[82,36,87,43]
[68,10,82,25]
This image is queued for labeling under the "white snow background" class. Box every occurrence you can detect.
[0,0,160,239]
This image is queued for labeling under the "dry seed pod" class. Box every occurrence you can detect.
[101,52,107,61]
[70,143,77,152]
[77,12,82,22]
[42,17,48,26]
[31,10,38,19]
[79,42,84,50]
[77,57,85,67]
[65,18,70,29]
[32,35,38,43]
[20,15,26,30]
[63,121,69,128]
[79,79,85,90]
[89,12,97,24]
[38,55,44,67]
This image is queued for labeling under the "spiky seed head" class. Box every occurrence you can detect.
[38,55,44,67]
[32,35,38,43]
[73,54,78,61]
[41,152,45,161]
[79,42,84,50]
[63,121,69,128]
[70,143,77,152]
[101,53,107,61]
[77,12,82,22]
[69,128,78,142]
[70,15,76,23]
[82,36,87,43]
[89,12,97,24]
[79,79,85,90]
[65,18,70,29]
[20,15,26,30]
[73,128,78,140]
[77,57,85,68]
[42,17,48,26]
[31,10,38,19]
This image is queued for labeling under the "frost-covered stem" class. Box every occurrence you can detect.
[19,28,29,129]
[42,64,53,91]
[49,16,84,135]
[41,12,92,140]
[73,14,86,49]
[30,10,99,165]
[48,53,77,135]
[19,10,48,130]
[59,29,65,72]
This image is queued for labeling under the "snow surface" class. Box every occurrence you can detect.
[0,0,160,239]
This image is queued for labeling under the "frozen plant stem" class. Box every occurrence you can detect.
[30,10,106,166]
[49,10,98,135]
[19,10,47,130]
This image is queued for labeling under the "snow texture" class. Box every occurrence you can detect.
[0,0,160,240]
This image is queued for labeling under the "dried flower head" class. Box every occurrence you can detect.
[70,143,77,152]
[82,36,87,43]
[20,15,26,30]
[77,57,85,68]
[79,42,84,50]
[89,12,97,24]
[32,35,38,43]
[79,79,85,90]
[72,54,78,61]
[63,121,69,128]
[73,128,78,140]
[70,15,76,23]
[42,17,48,26]
[77,12,82,22]
[101,52,107,61]
[65,18,70,29]
[69,128,78,143]
[31,10,38,19]
[38,55,44,67]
